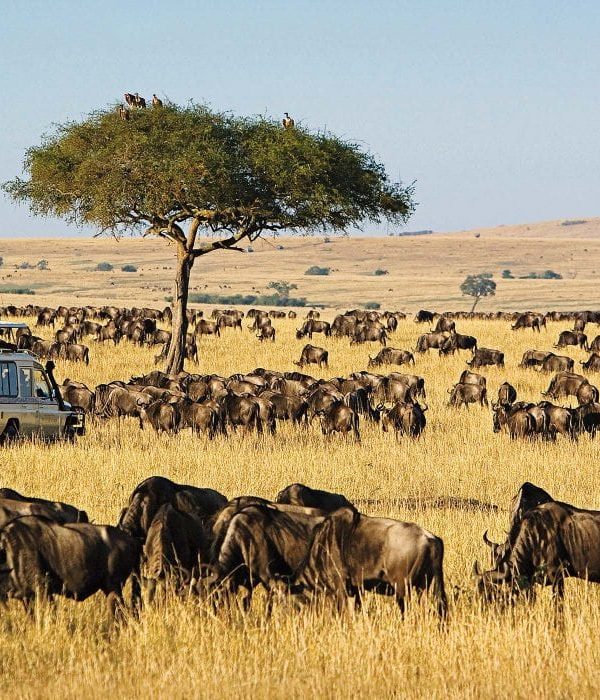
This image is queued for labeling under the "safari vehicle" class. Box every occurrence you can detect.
[0,324,85,443]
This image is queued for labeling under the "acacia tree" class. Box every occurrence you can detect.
[460,273,497,312]
[4,103,414,373]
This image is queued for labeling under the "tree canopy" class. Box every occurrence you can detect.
[3,102,416,371]
[460,274,497,312]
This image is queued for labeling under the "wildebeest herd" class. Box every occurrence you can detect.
[2,304,600,443]
[0,477,597,622]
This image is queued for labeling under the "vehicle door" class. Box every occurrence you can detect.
[0,361,36,436]
[32,368,62,438]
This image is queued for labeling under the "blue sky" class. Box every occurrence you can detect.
[1,0,599,237]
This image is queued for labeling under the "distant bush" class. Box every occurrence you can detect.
[36,259,49,270]
[246,246,254,253]
[169,292,313,307]
[17,261,34,270]
[0,257,4,269]
[373,268,389,276]
[519,270,562,280]
[305,265,330,276]
[364,301,381,310]
[501,269,514,279]
[95,262,114,271]
[0,286,35,295]
[561,219,587,227]
[121,264,138,272]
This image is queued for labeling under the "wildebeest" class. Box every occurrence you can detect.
[576,381,599,406]
[519,349,553,368]
[467,347,504,368]
[61,343,90,364]
[493,404,536,439]
[210,503,325,609]
[448,382,488,408]
[0,490,88,525]
[142,503,209,601]
[380,400,427,438]
[433,316,455,333]
[414,310,435,323]
[541,354,574,373]
[319,401,360,441]
[223,394,263,434]
[497,382,517,407]
[511,312,545,332]
[458,370,486,388]
[367,348,414,368]
[415,331,451,353]
[296,320,331,340]
[573,402,600,437]
[555,330,589,351]
[140,399,179,434]
[176,397,220,437]
[582,353,600,372]
[196,319,220,337]
[296,507,447,616]
[475,501,600,603]
[275,484,353,511]
[118,476,227,539]
[351,323,387,346]
[0,516,141,616]
[256,325,276,342]
[542,372,587,400]
[442,333,478,355]
[295,344,328,368]
[61,380,95,414]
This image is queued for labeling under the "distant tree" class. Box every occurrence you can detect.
[121,264,138,272]
[36,259,49,270]
[501,269,513,279]
[305,266,331,276]
[460,274,497,312]
[0,257,3,269]
[267,280,298,298]
[95,262,114,272]
[17,261,33,269]
[4,103,414,373]
[373,268,389,276]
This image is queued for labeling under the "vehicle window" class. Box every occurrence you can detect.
[0,362,18,398]
[19,367,33,398]
[33,369,52,399]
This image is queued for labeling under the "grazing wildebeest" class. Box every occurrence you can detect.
[296,507,447,616]
[140,399,180,434]
[351,323,387,346]
[295,320,331,340]
[210,504,325,609]
[142,504,209,601]
[519,349,553,368]
[511,312,545,332]
[295,344,328,368]
[537,401,576,439]
[62,343,90,364]
[541,354,574,373]
[433,316,455,333]
[475,501,600,604]
[581,353,600,372]
[448,382,488,408]
[542,372,587,400]
[275,484,353,511]
[442,333,478,355]
[319,401,360,441]
[61,381,95,414]
[0,516,141,616]
[467,348,504,368]
[497,382,517,406]
[573,402,600,437]
[176,397,220,438]
[223,394,263,434]
[118,476,227,539]
[196,319,221,337]
[367,348,414,368]
[555,330,589,351]
[380,400,427,438]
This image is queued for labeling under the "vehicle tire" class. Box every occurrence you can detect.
[0,420,20,446]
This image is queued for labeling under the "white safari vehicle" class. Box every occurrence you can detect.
[0,324,85,444]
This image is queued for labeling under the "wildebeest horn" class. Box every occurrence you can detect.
[472,561,482,577]
[482,530,497,548]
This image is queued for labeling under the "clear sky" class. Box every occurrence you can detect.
[1,0,599,237]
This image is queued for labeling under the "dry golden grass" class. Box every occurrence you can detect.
[1,312,600,698]
[1,216,600,312]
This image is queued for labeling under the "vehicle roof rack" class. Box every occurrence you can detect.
[0,322,29,329]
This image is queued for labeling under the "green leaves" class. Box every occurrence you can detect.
[460,274,497,299]
[3,102,415,244]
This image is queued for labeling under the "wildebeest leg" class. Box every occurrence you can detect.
[106,588,125,622]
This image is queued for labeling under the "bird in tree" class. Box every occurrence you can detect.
[282,112,295,129]
[118,105,130,121]
[3,102,414,374]
[152,94,163,108]
[460,274,497,312]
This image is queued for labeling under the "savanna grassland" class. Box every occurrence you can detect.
[1,310,600,699]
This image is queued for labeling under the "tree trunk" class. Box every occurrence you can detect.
[470,296,480,313]
[165,247,193,375]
